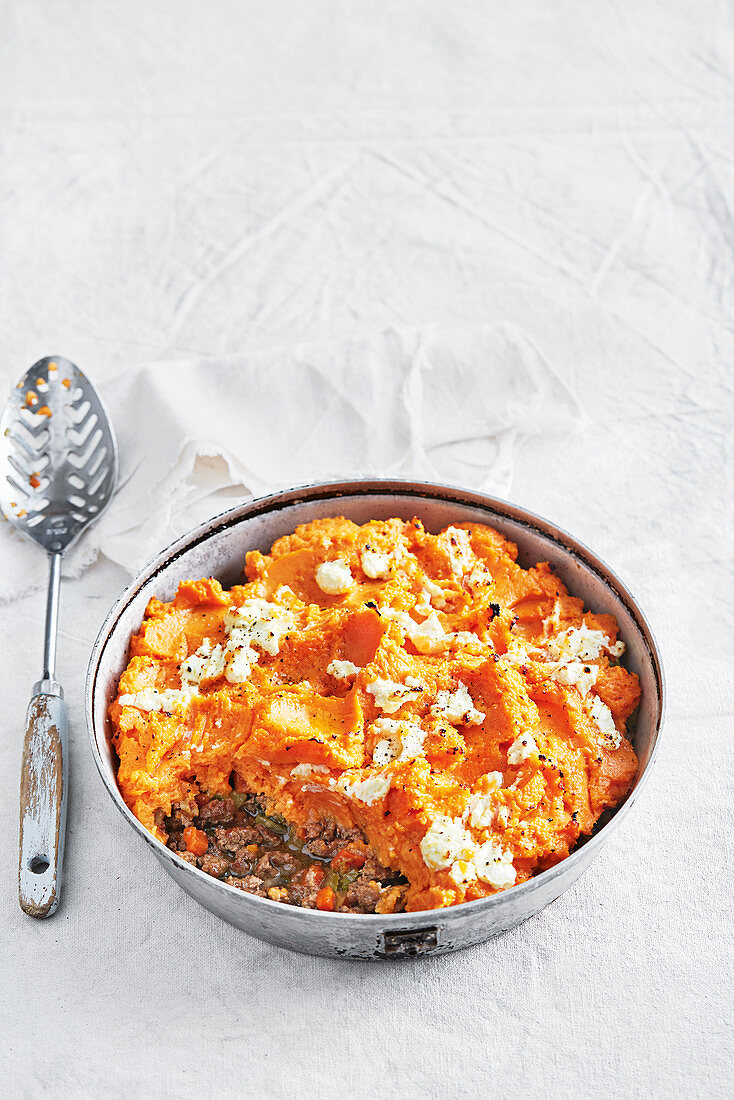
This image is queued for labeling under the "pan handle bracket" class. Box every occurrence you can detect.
[378,927,439,957]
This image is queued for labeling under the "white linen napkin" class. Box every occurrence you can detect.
[0,324,583,601]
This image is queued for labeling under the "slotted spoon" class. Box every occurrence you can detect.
[0,355,117,917]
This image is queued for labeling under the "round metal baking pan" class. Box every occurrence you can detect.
[86,479,664,959]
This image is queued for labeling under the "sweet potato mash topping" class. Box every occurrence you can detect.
[111,516,640,912]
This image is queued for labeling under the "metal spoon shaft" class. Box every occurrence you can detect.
[43,552,61,680]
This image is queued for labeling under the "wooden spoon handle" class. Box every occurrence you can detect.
[18,685,67,917]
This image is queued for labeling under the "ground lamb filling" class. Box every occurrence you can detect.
[165,792,408,914]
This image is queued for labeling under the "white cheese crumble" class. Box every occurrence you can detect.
[327,659,362,680]
[421,810,517,892]
[449,631,484,649]
[507,731,539,765]
[585,695,621,747]
[360,545,393,579]
[466,562,492,589]
[555,659,599,697]
[180,641,226,687]
[463,772,504,830]
[371,718,428,765]
[441,526,476,577]
[366,676,425,714]
[382,607,483,655]
[340,772,392,805]
[315,558,354,595]
[419,816,476,871]
[502,644,532,666]
[548,624,624,663]
[225,599,295,656]
[449,860,478,888]
[431,684,485,726]
[473,840,517,888]
[168,596,299,695]
[543,599,563,635]
[408,611,449,654]
[223,598,296,683]
[290,763,330,779]
[421,577,446,609]
[414,591,432,616]
[505,624,625,685]
[226,645,258,684]
[117,687,195,713]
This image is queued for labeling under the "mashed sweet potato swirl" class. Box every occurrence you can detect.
[110,517,639,913]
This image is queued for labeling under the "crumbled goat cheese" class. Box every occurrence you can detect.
[449,860,478,888]
[221,598,296,683]
[315,558,354,595]
[180,641,227,687]
[473,841,516,888]
[585,695,621,747]
[543,599,563,634]
[327,659,362,680]
[431,684,485,726]
[406,611,449,654]
[341,772,392,805]
[507,731,538,765]
[548,624,621,663]
[449,631,484,649]
[371,718,428,765]
[382,607,482,655]
[496,804,510,828]
[366,676,425,714]
[225,598,295,657]
[421,812,517,890]
[225,645,258,683]
[420,816,476,871]
[555,659,599,697]
[414,591,432,616]
[441,526,476,577]
[290,763,330,779]
[466,562,492,588]
[502,644,532,666]
[421,577,446,609]
[463,773,504,830]
[360,545,393,579]
[117,687,195,713]
[506,623,625,682]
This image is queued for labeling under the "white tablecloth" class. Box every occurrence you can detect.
[1,3,731,1097]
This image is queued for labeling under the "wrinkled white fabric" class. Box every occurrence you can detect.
[1,2,732,1099]
[0,323,582,598]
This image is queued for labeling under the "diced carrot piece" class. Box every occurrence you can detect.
[305,863,326,888]
[316,886,336,912]
[331,846,366,872]
[182,826,208,856]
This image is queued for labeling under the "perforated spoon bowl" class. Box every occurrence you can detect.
[0,356,117,917]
